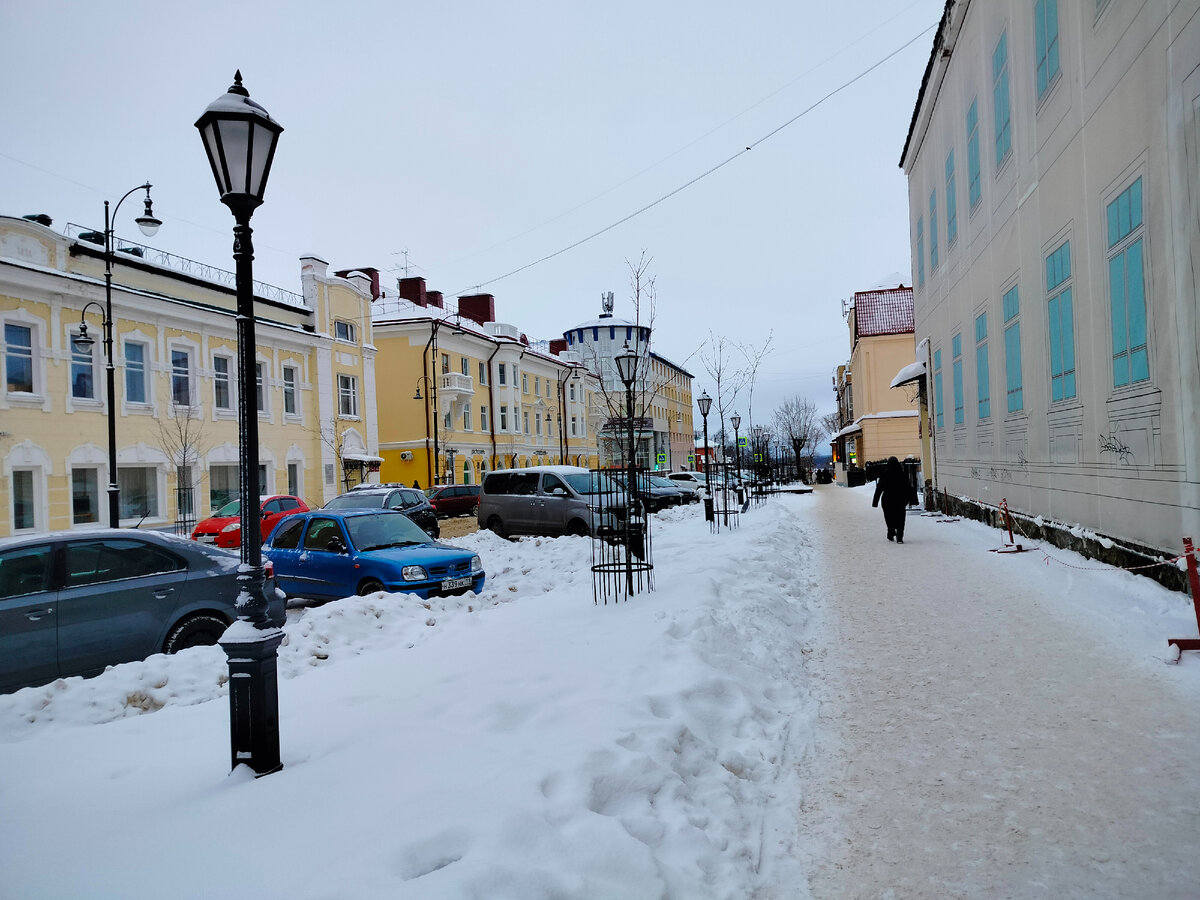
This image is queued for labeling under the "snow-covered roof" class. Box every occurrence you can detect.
[890,360,927,388]
[853,286,914,338]
[568,315,643,331]
[830,422,863,440]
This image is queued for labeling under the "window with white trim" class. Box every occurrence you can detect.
[338,374,359,417]
[170,349,192,406]
[4,323,35,394]
[71,467,101,525]
[334,320,356,343]
[124,340,148,404]
[283,365,298,415]
[70,330,96,399]
[213,355,232,410]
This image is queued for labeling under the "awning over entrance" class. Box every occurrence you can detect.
[890,360,927,389]
[830,422,863,441]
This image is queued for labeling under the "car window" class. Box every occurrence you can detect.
[385,492,407,510]
[325,493,385,510]
[562,472,621,496]
[279,497,300,511]
[542,474,568,494]
[272,517,304,549]
[302,518,345,552]
[400,490,423,507]
[65,539,184,587]
[263,499,284,514]
[346,513,430,550]
[0,544,53,599]
[511,473,539,495]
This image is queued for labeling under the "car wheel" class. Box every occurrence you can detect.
[566,519,590,537]
[164,613,229,654]
[487,516,507,538]
[358,578,385,596]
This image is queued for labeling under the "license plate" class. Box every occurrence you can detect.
[197,535,217,544]
[442,576,473,590]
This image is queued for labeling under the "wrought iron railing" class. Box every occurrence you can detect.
[65,223,307,310]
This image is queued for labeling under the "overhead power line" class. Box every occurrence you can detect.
[449,22,937,298]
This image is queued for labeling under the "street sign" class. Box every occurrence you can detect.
[687,454,695,464]
[737,436,748,448]
[754,453,763,462]
[656,453,666,465]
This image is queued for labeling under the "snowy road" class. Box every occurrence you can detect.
[798,485,1200,899]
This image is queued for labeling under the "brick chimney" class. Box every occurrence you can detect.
[458,293,496,326]
[549,339,567,356]
[427,290,444,309]
[396,276,427,306]
[334,267,381,300]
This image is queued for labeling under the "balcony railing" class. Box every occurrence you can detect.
[66,223,307,310]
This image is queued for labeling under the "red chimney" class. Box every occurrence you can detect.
[396,276,427,306]
[458,293,496,326]
[549,339,567,355]
[427,291,444,309]
[333,267,381,300]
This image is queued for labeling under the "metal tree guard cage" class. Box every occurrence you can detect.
[590,465,654,604]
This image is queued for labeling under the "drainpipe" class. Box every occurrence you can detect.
[485,342,500,470]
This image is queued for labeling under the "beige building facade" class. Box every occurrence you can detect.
[0,215,378,538]
[900,0,1200,554]
[830,287,922,483]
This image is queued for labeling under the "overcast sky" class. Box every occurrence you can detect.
[1,0,940,424]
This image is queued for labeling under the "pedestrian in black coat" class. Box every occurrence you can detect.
[872,456,917,543]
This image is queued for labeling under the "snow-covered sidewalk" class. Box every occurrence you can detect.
[799,485,1200,898]
[1,488,1197,899]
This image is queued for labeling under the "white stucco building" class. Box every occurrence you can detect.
[900,0,1200,555]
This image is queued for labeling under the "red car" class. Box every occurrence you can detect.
[425,484,481,518]
[191,495,310,549]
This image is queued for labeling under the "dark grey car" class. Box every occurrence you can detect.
[0,529,261,694]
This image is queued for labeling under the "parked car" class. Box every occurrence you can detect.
[264,509,484,602]
[425,484,482,518]
[0,529,283,694]
[323,486,440,538]
[611,472,685,513]
[191,494,310,548]
[648,475,689,507]
[477,466,628,538]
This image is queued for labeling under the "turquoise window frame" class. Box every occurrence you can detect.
[1046,241,1076,402]
[1035,0,1060,100]
[929,189,939,271]
[933,348,944,429]
[952,332,964,425]
[1002,285,1023,412]
[992,31,1012,167]
[945,150,958,246]
[975,312,990,419]
[916,216,925,288]
[967,99,981,210]
[1107,178,1148,387]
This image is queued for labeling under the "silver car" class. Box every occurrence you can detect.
[0,529,271,694]
[477,466,627,538]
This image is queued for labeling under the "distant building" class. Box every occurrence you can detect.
[371,277,600,487]
[562,299,695,471]
[0,215,377,537]
[830,286,921,484]
[900,0,1200,554]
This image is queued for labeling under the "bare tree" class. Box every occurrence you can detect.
[156,406,209,528]
[773,395,821,475]
[738,331,774,435]
[698,332,748,459]
[581,252,667,467]
[821,411,840,437]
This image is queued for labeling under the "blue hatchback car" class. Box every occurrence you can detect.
[263,509,484,601]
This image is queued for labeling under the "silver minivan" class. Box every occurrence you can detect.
[477,466,626,538]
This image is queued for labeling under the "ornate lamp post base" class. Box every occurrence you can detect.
[220,621,284,776]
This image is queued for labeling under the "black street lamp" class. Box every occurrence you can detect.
[730,412,742,499]
[71,185,161,528]
[614,342,641,595]
[196,71,284,777]
[413,375,440,488]
[697,390,712,519]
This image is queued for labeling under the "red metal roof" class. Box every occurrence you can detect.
[853,286,914,339]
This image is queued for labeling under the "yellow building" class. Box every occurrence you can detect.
[830,286,921,483]
[0,215,377,537]
[371,278,600,487]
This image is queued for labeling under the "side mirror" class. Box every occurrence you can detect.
[548,487,569,498]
